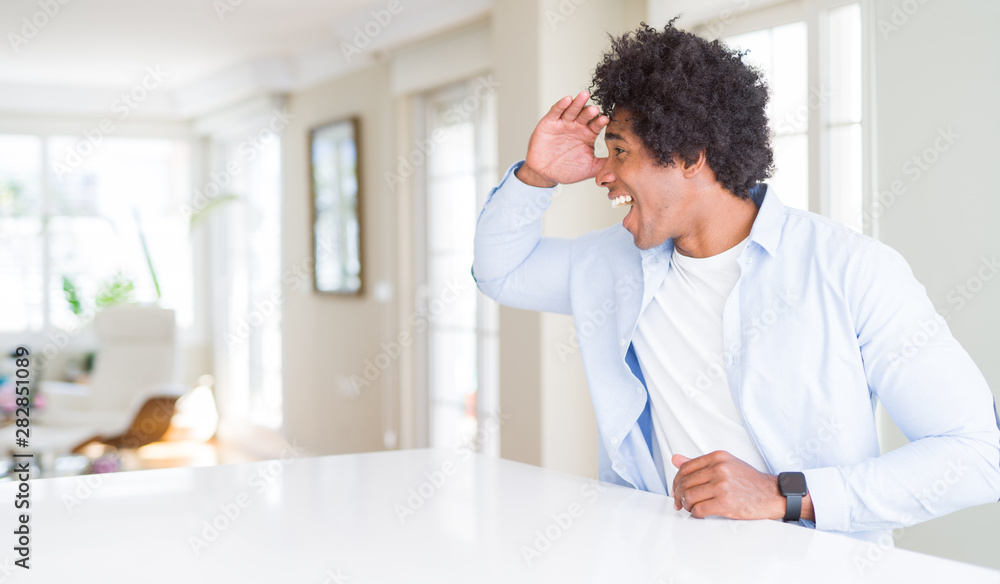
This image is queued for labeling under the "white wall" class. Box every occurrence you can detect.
[871,0,1000,569]
[281,62,395,455]
[490,0,545,467]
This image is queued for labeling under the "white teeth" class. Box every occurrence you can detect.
[611,194,634,208]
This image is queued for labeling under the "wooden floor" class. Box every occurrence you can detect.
[123,437,264,471]
[76,425,269,475]
[0,432,269,481]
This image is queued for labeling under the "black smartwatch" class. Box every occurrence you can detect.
[778,472,808,522]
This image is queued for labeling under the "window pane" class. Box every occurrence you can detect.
[828,3,862,125]
[430,327,478,449]
[46,137,193,328]
[725,23,808,208]
[431,402,476,450]
[428,174,476,253]
[428,116,475,177]
[430,329,478,402]
[219,134,283,428]
[826,3,863,233]
[47,216,122,330]
[0,136,44,331]
[428,252,476,329]
[770,22,808,135]
[0,219,44,331]
[0,135,43,216]
[771,134,809,211]
[828,124,863,232]
[424,79,498,452]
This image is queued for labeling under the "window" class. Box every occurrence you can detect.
[0,136,44,333]
[209,128,283,429]
[713,1,865,232]
[825,3,864,231]
[0,135,192,335]
[414,77,500,454]
[725,22,810,211]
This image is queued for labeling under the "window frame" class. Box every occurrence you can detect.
[203,117,285,430]
[411,76,500,455]
[695,0,875,236]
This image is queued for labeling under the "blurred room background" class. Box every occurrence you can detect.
[0,0,997,569]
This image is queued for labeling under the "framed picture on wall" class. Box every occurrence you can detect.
[309,116,362,295]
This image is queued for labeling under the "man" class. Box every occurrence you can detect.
[471,21,1000,543]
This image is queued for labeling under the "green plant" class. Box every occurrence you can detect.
[0,179,27,217]
[62,275,83,315]
[94,271,136,309]
[189,194,239,228]
[132,207,161,300]
[61,271,138,315]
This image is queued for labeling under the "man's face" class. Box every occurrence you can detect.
[595,110,698,250]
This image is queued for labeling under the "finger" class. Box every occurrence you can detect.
[560,90,590,122]
[672,453,714,494]
[680,482,715,513]
[674,466,716,503]
[543,95,574,121]
[670,454,691,495]
[675,452,720,479]
[689,498,721,519]
[674,477,715,512]
[587,113,609,134]
[575,104,601,125]
[673,463,714,510]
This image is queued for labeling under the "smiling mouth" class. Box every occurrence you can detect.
[610,194,633,208]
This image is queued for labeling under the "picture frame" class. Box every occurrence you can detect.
[309,116,362,295]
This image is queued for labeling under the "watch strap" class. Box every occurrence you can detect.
[783,494,802,522]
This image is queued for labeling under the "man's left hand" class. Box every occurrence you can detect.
[670,450,814,521]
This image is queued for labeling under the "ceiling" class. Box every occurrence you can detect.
[0,0,783,120]
[0,0,491,119]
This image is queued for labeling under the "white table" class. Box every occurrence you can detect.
[1,449,997,583]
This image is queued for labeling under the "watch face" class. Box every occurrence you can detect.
[780,472,807,496]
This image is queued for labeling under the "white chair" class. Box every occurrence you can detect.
[2,305,188,467]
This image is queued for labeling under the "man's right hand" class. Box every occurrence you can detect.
[515,90,610,188]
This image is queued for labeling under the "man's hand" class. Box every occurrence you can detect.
[515,90,609,188]
[671,451,815,522]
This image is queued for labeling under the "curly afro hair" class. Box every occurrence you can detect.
[589,19,773,199]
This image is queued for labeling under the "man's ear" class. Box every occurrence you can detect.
[680,150,707,178]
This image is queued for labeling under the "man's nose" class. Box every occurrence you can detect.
[595,159,614,187]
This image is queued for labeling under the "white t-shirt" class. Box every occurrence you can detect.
[632,236,769,494]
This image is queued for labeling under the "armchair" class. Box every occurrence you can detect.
[2,305,188,469]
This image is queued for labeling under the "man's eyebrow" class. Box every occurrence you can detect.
[604,131,628,143]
